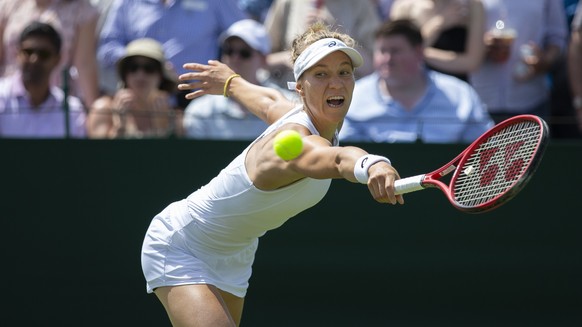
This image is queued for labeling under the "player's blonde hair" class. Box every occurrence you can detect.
[290,22,357,64]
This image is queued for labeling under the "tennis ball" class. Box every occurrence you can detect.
[273,130,303,161]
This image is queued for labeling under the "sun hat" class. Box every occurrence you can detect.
[288,38,363,90]
[116,38,177,93]
[219,19,271,55]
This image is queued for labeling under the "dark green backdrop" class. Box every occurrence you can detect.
[2,139,580,326]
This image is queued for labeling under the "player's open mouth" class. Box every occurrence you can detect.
[326,96,345,108]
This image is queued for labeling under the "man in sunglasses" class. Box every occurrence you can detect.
[183,19,296,140]
[0,21,86,138]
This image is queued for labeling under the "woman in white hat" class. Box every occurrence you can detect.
[87,38,179,138]
[142,23,404,326]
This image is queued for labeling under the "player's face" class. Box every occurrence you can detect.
[373,35,424,84]
[18,37,60,86]
[297,51,355,126]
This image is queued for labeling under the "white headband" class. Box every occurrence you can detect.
[287,38,363,90]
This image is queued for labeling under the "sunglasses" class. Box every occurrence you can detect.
[20,48,55,61]
[125,61,160,74]
[222,47,253,59]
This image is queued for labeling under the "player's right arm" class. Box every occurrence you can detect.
[248,125,403,205]
[293,134,403,205]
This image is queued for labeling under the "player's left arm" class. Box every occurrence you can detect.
[179,60,295,124]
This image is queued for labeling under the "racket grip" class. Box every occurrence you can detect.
[394,175,425,195]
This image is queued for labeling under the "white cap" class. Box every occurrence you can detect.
[288,38,363,89]
[219,19,271,55]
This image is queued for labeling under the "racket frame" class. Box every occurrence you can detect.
[393,115,549,213]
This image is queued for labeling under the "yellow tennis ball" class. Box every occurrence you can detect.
[273,130,303,161]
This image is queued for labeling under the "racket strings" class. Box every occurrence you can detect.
[453,121,541,207]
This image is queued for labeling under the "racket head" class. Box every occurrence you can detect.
[447,115,549,213]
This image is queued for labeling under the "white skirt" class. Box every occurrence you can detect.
[141,200,258,298]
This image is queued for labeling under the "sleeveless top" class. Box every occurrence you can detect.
[185,106,337,254]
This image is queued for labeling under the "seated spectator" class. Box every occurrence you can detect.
[183,19,296,140]
[0,21,86,138]
[0,0,100,108]
[86,38,179,139]
[339,19,494,143]
[390,0,487,82]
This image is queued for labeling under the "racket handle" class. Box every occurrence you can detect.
[394,175,425,195]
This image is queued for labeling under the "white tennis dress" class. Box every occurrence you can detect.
[141,107,337,297]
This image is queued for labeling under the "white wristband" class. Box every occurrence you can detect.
[354,154,391,184]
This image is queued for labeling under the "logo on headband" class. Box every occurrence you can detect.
[328,41,337,47]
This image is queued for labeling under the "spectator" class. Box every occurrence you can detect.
[339,19,494,143]
[97,0,248,108]
[569,1,582,133]
[86,38,179,139]
[263,0,380,88]
[549,0,581,138]
[471,0,568,123]
[0,0,100,108]
[183,19,296,140]
[390,0,486,82]
[0,21,86,138]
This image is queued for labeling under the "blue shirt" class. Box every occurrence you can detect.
[0,73,86,138]
[98,0,247,75]
[340,71,494,144]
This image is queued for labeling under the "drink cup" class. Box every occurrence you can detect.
[486,27,516,63]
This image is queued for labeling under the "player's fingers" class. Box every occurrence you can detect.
[396,194,404,205]
[384,179,398,205]
[368,178,394,204]
[182,89,207,100]
[177,80,204,91]
[182,62,209,72]
[178,72,202,82]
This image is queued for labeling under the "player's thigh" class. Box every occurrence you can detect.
[155,284,239,327]
[218,288,245,326]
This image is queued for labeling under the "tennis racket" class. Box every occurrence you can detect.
[394,114,549,213]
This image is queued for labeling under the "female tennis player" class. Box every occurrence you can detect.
[141,23,404,327]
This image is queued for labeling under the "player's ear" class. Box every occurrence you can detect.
[295,82,304,96]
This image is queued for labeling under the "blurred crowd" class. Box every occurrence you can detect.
[0,0,581,141]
